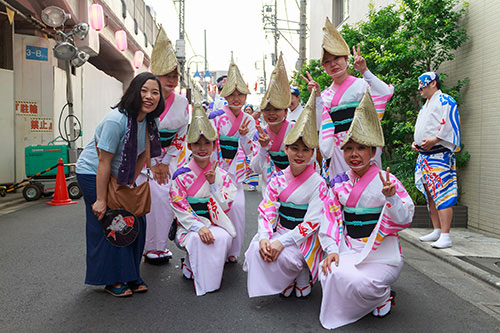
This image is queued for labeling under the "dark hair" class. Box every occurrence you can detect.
[216,75,227,93]
[435,77,441,90]
[113,72,164,121]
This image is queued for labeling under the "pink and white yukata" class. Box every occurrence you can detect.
[170,160,236,296]
[250,120,294,192]
[244,165,328,297]
[209,106,256,258]
[136,92,189,256]
[318,163,414,330]
[319,71,393,181]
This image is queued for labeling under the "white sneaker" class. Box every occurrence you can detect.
[431,235,452,249]
[419,229,441,242]
[295,282,312,298]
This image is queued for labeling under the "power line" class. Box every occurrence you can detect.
[171,0,196,56]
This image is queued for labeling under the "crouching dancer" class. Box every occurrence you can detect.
[170,103,236,296]
[318,91,414,329]
[244,89,327,298]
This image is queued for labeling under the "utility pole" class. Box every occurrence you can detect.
[174,0,186,88]
[262,1,279,65]
[297,0,307,70]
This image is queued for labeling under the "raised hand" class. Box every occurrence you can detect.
[256,124,271,148]
[352,43,368,74]
[239,117,251,136]
[379,167,396,197]
[203,161,217,185]
[300,71,321,97]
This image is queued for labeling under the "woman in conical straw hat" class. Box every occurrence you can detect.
[318,91,414,329]
[244,88,328,299]
[169,102,237,296]
[302,17,394,183]
[136,27,189,265]
[208,55,256,263]
[250,53,295,193]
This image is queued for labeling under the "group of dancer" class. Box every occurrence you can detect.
[76,16,461,330]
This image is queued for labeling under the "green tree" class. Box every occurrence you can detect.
[292,0,470,204]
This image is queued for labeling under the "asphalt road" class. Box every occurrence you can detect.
[0,190,499,332]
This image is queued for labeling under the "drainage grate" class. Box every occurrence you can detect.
[456,257,500,278]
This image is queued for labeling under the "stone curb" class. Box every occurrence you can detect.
[0,198,27,211]
[399,231,500,290]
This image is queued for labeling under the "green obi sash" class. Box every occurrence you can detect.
[343,206,383,238]
[186,196,211,221]
[278,200,309,230]
[329,101,360,134]
[269,150,289,170]
[159,128,178,148]
[219,135,239,160]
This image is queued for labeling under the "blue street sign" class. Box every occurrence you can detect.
[26,45,48,61]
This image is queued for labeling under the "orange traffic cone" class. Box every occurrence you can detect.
[46,158,77,206]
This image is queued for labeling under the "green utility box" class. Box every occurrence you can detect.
[25,144,69,177]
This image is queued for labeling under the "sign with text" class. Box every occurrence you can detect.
[16,100,39,116]
[26,45,48,61]
[29,117,53,132]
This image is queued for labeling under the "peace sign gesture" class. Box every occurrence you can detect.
[239,117,251,136]
[204,161,218,184]
[378,167,396,197]
[256,124,270,148]
[300,71,321,97]
[352,43,368,74]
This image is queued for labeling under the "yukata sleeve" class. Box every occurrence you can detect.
[319,92,335,159]
[363,70,394,120]
[319,189,343,254]
[436,95,461,152]
[257,175,281,241]
[381,174,415,231]
[277,179,329,247]
[249,132,269,175]
[161,116,188,167]
[210,169,236,212]
[240,115,256,156]
[170,174,205,232]
[315,96,324,130]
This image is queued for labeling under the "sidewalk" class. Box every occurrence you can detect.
[400,228,500,290]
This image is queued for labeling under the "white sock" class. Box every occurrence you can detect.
[419,229,441,242]
[431,233,452,248]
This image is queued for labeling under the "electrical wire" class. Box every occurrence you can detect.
[57,103,82,143]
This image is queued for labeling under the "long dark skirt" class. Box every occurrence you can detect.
[77,173,146,286]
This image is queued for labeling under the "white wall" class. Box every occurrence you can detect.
[308,0,333,60]
[0,69,15,183]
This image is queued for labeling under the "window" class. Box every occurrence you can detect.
[333,0,349,27]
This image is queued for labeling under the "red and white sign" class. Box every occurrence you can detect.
[16,100,39,116]
[30,117,53,132]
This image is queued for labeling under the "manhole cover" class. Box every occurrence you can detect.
[456,257,500,278]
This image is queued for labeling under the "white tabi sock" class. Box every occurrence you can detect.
[431,233,452,249]
[295,268,311,297]
[419,229,441,242]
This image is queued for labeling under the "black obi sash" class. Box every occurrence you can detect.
[277,200,308,230]
[269,150,289,170]
[329,102,360,133]
[219,135,239,160]
[186,196,211,221]
[159,128,178,148]
[343,206,383,239]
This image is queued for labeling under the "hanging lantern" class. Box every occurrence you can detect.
[133,50,144,69]
[88,3,104,31]
[115,30,127,51]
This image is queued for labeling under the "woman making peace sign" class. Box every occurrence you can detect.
[303,17,394,183]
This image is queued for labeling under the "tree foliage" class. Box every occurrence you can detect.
[292,0,470,204]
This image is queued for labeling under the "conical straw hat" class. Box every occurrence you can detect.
[150,27,180,76]
[284,87,318,148]
[321,17,350,63]
[186,102,218,144]
[341,90,385,148]
[260,53,291,110]
[220,55,250,97]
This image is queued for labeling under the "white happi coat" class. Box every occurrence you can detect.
[319,71,393,180]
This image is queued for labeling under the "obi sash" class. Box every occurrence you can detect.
[417,144,449,155]
[219,135,239,160]
[269,150,289,170]
[278,201,308,230]
[159,128,178,148]
[328,101,360,134]
[186,196,211,221]
[343,206,382,238]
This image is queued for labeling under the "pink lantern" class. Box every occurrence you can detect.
[134,51,144,69]
[88,3,104,31]
[115,30,127,51]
